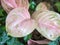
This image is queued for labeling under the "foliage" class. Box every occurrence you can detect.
[24,34,32,42]
[6,38,24,45]
[0,0,60,45]
[29,0,36,11]
[55,2,60,12]
[0,7,25,45]
[48,37,60,45]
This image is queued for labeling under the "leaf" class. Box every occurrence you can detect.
[0,7,7,16]
[29,1,36,10]
[0,43,4,45]
[0,7,7,27]
[55,2,60,12]
[0,26,4,34]
[7,38,24,45]
[24,34,32,42]
[48,37,60,45]
[48,41,58,45]
[0,32,10,45]
[0,7,4,16]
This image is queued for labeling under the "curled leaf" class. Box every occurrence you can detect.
[36,2,52,11]
[28,39,50,45]
[6,8,36,37]
[1,0,29,13]
[32,10,60,40]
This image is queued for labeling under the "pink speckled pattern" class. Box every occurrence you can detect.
[6,8,36,37]
[32,10,60,40]
[1,0,29,13]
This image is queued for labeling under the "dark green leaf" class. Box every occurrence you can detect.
[48,41,58,45]
[48,37,60,45]
[7,38,24,45]
[0,7,7,16]
[0,32,10,45]
[29,1,36,10]
[24,34,32,42]
[0,7,4,16]
[55,2,60,12]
